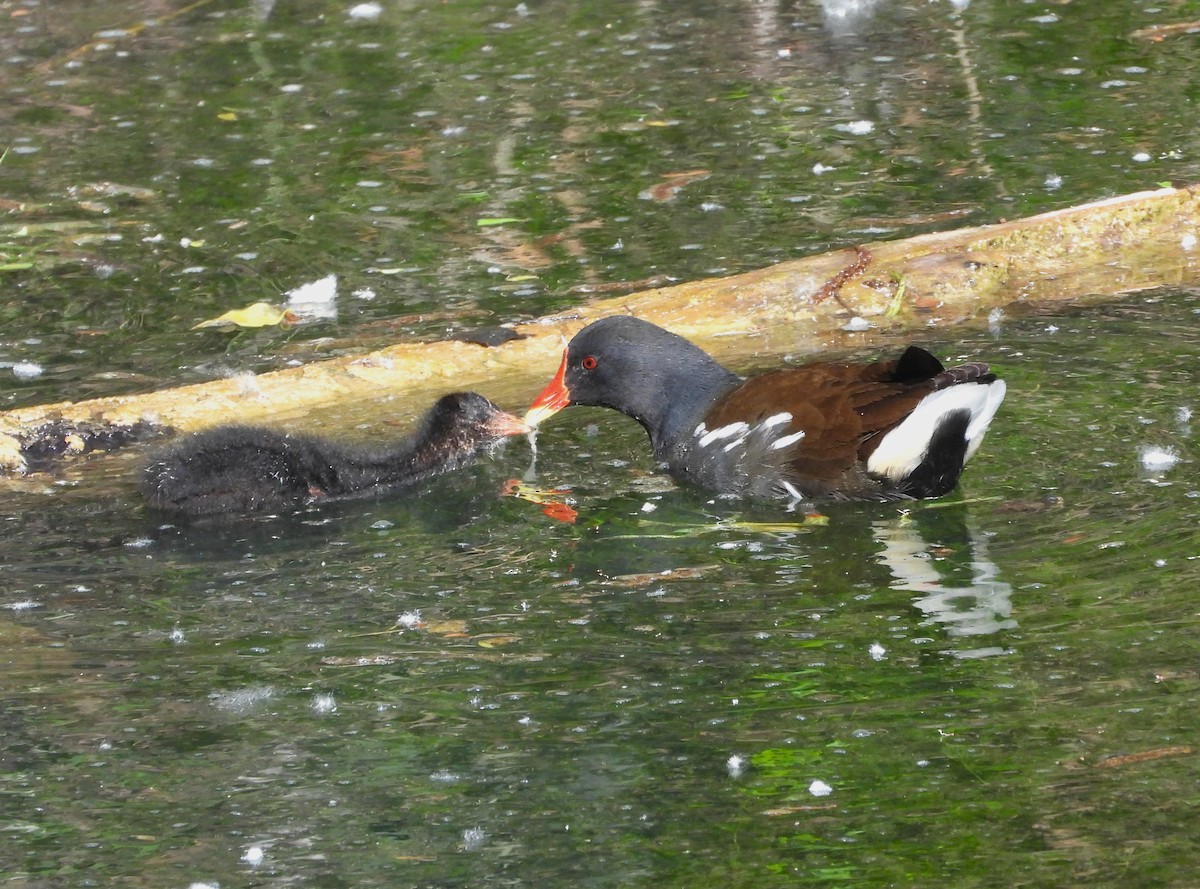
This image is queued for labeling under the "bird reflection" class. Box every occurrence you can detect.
[872,510,1015,657]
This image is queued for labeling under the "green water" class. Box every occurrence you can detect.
[3,1,1200,886]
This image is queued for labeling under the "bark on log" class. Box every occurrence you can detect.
[3,185,1199,473]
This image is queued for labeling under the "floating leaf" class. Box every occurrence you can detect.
[607,565,720,588]
[474,634,521,648]
[718,513,830,534]
[1095,745,1194,768]
[476,217,524,227]
[192,302,297,329]
[70,182,157,201]
[218,111,238,122]
[425,619,469,636]
[502,479,578,523]
[638,169,711,202]
[541,502,578,524]
[320,654,401,667]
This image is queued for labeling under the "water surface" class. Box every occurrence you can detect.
[2,1,1200,886]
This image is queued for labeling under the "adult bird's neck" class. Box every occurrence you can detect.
[640,358,741,460]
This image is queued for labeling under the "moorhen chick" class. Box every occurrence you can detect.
[524,316,1005,502]
[141,392,529,516]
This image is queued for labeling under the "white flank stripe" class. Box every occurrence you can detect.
[770,429,806,451]
[723,435,749,453]
[761,412,793,429]
[698,421,749,448]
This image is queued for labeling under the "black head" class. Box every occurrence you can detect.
[525,316,739,454]
[419,392,529,455]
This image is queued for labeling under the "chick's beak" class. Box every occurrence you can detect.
[486,410,533,438]
[524,348,572,428]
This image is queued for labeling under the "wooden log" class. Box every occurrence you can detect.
[3,185,1199,473]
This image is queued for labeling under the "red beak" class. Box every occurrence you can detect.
[524,348,572,428]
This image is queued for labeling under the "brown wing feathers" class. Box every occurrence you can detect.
[705,360,947,482]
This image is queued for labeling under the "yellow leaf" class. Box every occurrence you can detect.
[474,634,521,648]
[192,302,296,329]
[425,619,469,636]
[218,111,238,121]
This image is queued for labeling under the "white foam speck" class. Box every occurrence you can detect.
[397,610,423,629]
[211,685,275,714]
[232,371,262,398]
[241,845,265,866]
[726,754,746,777]
[1140,445,1180,473]
[348,2,383,20]
[462,827,487,850]
[286,274,338,321]
[869,642,886,661]
[808,779,833,797]
[12,361,43,380]
[835,120,874,136]
[988,307,1005,335]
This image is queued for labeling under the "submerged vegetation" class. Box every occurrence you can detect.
[2,0,1200,885]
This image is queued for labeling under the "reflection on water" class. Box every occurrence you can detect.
[874,512,1016,657]
[4,0,1200,879]
[3,0,1199,408]
[4,294,1200,884]
[820,0,887,37]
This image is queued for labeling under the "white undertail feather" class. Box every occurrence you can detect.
[963,380,1007,463]
[866,380,1007,481]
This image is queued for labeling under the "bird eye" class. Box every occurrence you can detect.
[581,355,598,371]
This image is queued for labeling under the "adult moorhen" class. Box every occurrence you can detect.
[524,316,1005,502]
[141,392,529,516]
